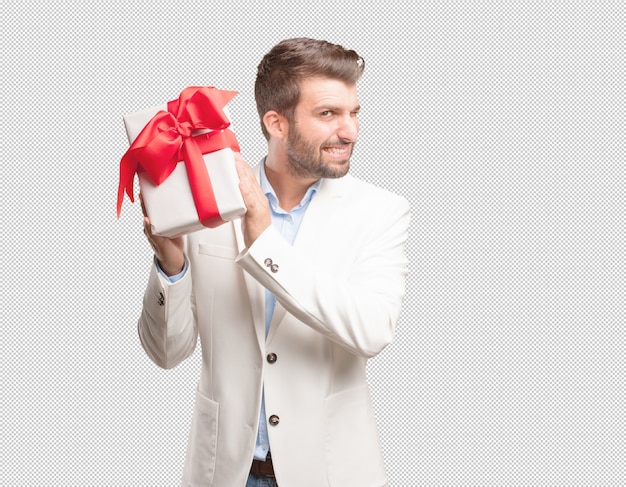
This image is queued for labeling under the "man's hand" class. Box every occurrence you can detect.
[235,153,271,248]
[140,194,185,276]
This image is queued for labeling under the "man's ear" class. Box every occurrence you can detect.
[263,110,288,140]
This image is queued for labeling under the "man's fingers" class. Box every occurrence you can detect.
[235,153,262,188]
[235,154,261,208]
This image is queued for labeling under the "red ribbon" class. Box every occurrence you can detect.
[117,86,240,228]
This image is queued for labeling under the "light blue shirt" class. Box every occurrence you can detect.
[157,159,320,461]
[254,161,320,460]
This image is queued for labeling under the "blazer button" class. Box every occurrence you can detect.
[266,353,277,364]
[268,414,280,426]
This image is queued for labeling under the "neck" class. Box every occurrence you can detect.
[264,161,317,212]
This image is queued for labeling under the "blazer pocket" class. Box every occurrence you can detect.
[325,385,388,487]
[185,388,219,485]
[198,243,238,260]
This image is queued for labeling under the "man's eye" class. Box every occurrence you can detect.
[321,110,332,117]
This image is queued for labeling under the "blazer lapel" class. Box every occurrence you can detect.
[292,175,346,253]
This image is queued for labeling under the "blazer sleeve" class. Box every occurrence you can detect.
[236,194,410,358]
[137,257,198,369]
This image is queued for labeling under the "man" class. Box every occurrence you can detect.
[139,38,410,486]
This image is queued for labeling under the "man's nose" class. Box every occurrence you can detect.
[337,114,359,142]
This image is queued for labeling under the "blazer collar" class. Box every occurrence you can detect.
[248,158,350,253]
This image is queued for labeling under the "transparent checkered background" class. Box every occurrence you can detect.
[2,2,624,486]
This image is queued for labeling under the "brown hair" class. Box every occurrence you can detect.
[254,38,365,139]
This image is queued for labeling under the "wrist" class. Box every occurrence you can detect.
[158,257,185,277]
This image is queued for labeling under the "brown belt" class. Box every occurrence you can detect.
[250,453,275,477]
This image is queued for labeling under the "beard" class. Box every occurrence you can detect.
[285,126,355,179]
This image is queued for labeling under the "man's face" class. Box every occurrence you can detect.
[285,77,360,179]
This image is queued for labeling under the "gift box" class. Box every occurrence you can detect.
[117,86,246,238]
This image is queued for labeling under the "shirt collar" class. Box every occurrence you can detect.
[260,158,322,212]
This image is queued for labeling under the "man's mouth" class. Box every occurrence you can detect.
[323,145,351,156]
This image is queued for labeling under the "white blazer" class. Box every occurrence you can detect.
[138,163,410,486]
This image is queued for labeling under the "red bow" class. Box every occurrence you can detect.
[117,86,240,223]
